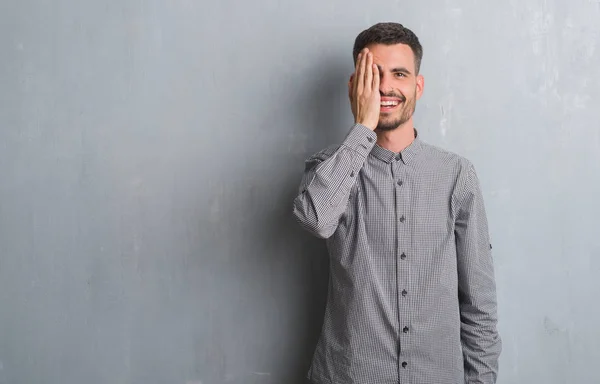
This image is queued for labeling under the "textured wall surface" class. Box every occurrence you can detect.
[1,1,599,383]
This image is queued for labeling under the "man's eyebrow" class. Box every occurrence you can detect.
[375,65,413,75]
[391,67,412,75]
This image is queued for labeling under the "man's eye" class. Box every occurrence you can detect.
[395,73,405,78]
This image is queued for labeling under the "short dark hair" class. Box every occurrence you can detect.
[353,22,423,74]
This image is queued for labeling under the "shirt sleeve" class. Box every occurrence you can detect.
[292,123,376,239]
[455,162,502,384]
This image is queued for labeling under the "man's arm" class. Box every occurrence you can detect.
[292,124,376,238]
[293,48,381,238]
[455,162,502,384]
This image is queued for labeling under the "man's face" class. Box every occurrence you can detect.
[365,43,424,131]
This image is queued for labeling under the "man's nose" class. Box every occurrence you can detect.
[379,73,393,94]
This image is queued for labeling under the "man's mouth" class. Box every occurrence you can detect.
[380,98,404,111]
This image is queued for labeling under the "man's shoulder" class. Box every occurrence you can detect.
[419,140,474,171]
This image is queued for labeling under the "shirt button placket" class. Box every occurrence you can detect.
[395,153,411,382]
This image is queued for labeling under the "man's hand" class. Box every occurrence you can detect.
[349,48,380,131]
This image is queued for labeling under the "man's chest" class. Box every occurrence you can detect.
[350,165,458,244]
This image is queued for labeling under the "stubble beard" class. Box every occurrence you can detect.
[376,90,417,132]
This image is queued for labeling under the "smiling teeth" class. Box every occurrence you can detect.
[381,101,399,106]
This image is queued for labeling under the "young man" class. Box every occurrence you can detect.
[293,22,501,384]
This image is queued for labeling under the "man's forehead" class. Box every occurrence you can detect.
[367,43,416,71]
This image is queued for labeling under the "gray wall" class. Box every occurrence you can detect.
[1,1,599,383]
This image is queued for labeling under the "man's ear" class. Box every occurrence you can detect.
[416,74,425,100]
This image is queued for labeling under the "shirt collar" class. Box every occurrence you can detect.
[370,128,423,165]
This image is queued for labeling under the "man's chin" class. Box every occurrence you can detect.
[375,123,400,132]
[376,118,404,132]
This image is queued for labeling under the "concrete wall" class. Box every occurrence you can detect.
[1,0,599,383]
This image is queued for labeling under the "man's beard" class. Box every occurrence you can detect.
[376,91,417,132]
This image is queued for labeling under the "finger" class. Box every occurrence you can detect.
[372,63,380,92]
[352,57,361,94]
[365,52,373,92]
[352,55,360,95]
[354,53,362,74]
[357,50,367,93]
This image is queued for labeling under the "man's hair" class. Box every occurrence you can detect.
[353,22,423,74]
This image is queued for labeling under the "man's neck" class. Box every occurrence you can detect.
[375,119,416,153]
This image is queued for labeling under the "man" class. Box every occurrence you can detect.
[293,22,501,384]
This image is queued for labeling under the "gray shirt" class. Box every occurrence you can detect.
[293,123,501,384]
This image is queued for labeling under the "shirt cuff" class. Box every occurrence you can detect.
[341,123,377,158]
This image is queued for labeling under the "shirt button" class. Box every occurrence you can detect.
[350,171,355,177]
[400,253,406,260]
[395,154,401,161]
[399,215,405,223]
[397,180,403,186]
[403,326,409,333]
[402,362,408,368]
[402,289,407,297]
[367,136,373,143]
